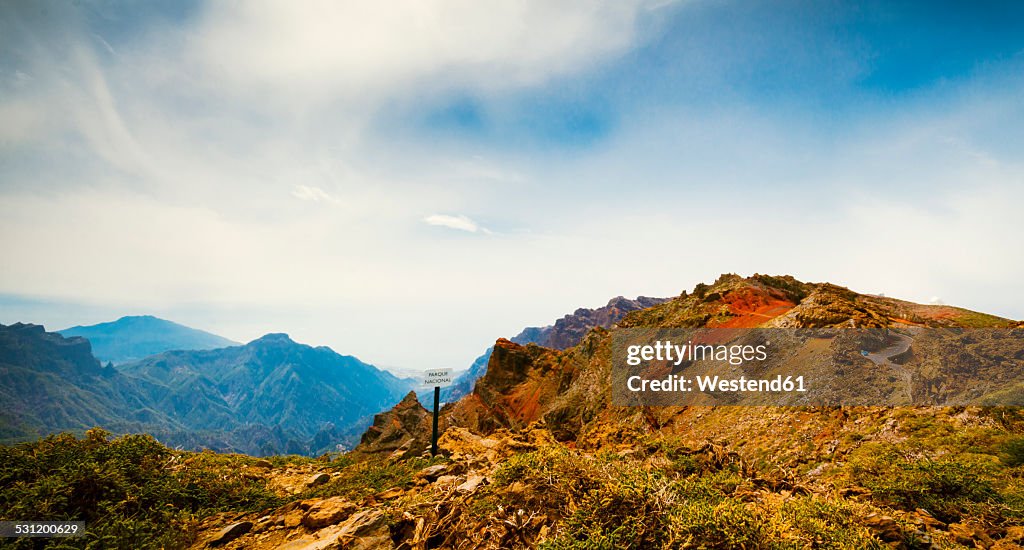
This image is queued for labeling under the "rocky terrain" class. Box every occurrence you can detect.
[3,274,1023,549]
[444,295,668,401]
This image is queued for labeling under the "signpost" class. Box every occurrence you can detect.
[422,368,452,456]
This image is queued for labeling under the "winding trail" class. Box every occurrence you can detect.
[864,330,915,402]
[865,332,913,366]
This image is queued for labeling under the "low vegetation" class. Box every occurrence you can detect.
[5,410,1024,549]
[0,429,282,549]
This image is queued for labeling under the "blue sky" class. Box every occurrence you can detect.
[1,1,1022,372]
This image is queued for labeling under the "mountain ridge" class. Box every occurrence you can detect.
[59,315,239,365]
[387,274,1020,450]
[0,324,413,455]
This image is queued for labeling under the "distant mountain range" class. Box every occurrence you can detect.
[0,323,172,442]
[0,322,412,455]
[2,296,670,455]
[442,295,668,401]
[120,333,412,454]
[59,315,238,365]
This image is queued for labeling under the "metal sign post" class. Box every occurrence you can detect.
[422,369,452,456]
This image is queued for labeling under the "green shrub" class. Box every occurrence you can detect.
[849,451,998,523]
[0,429,283,549]
[304,455,443,501]
[777,497,883,549]
[1000,436,1024,467]
[664,498,766,549]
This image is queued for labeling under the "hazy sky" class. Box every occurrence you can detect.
[1,1,1022,372]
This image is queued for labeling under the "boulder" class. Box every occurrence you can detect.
[301,497,358,530]
[863,514,902,543]
[434,475,461,486]
[415,464,447,481]
[375,487,405,500]
[207,521,252,546]
[457,474,486,493]
[306,473,330,487]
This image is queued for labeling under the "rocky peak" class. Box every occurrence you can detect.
[0,322,102,377]
[527,295,670,350]
[248,333,296,347]
[352,391,433,460]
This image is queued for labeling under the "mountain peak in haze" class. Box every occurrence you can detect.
[59,315,238,365]
[248,333,295,345]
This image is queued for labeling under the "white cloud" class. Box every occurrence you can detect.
[423,213,489,234]
[189,1,649,106]
[292,185,339,203]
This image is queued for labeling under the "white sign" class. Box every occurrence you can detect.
[422,368,453,387]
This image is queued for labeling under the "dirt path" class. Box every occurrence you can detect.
[865,330,915,402]
[865,332,913,366]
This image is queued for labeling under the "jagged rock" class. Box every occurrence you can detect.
[335,509,392,550]
[300,497,358,530]
[276,538,315,550]
[353,391,432,459]
[1005,525,1024,542]
[283,511,304,528]
[306,473,330,487]
[437,427,488,459]
[993,528,1024,550]
[207,521,252,546]
[863,514,902,543]
[913,508,946,530]
[435,475,461,486]
[457,474,486,493]
[415,464,447,481]
[948,522,994,548]
[444,295,670,402]
[286,510,392,550]
[375,487,404,500]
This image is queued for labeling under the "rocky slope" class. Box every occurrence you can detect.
[439,274,1018,441]
[351,391,433,460]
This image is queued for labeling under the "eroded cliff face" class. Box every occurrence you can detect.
[443,339,567,436]
[352,391,432,459]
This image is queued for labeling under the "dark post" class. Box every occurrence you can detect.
[431,385,440,456]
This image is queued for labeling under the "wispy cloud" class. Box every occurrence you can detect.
[190,2,650,107]
[422,214,490,234]
[291,185,339,204]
